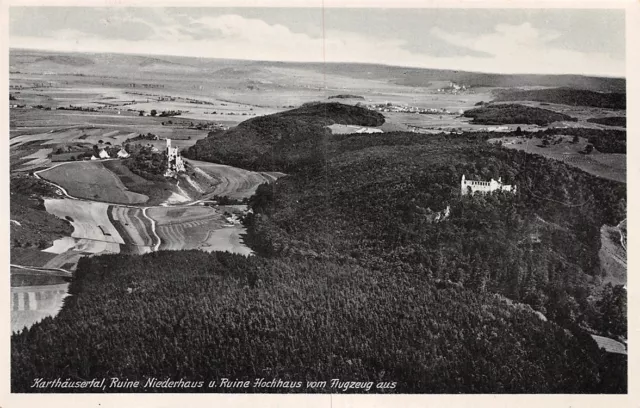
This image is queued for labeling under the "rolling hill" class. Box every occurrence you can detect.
[10,49,626,92]
[184,102,385,172]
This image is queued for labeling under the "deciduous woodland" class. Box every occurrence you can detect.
[11,104,626,393]
[462,104,577,126]
[492,87,626,110]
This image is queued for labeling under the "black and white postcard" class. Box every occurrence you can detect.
[2,1,637,407]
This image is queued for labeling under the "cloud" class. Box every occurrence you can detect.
[431,23,562,56]
[429,23,624,76]
[10,13,624,76]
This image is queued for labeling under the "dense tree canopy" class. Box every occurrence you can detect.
[244,132,625,339]
[184,102,385,172]
[10,251,618,393]
[463,104,576,126]
[493,88,626,110]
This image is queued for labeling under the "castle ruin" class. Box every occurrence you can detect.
[164,138,185,178]
[461,175,516,196]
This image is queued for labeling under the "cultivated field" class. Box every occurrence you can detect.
[109,206,155,247]
[38,161,149,204]
[148,206,224,250]
[44,199,124,244]
[10,125,138,148]
[187,159,285,199]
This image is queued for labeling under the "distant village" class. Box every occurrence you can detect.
[435,81,475,95]
[365,102,464,116]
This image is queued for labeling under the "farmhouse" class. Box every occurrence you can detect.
[117,149,130,158]
[461,175,516,196]
[99,149,110,159]
[90,148,110,161]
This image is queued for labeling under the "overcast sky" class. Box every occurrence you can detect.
[10,7,626,76]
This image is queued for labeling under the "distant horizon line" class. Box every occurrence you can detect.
[9,46,627,80]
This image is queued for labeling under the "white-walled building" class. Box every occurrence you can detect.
[461,175,516,196]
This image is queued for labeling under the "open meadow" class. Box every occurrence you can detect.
[489,135,626,183]
[38,161,149,204]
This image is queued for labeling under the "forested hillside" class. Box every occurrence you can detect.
[183,102,385,172]
[463,104,576,125]
[244,132,626,339]
[587,117,626,127]
[11,251,619,393]
[493,88,626,110]
[10,174,73,249]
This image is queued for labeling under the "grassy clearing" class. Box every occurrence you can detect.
[200,226,253,256]
[102,160,177,206]
[490,136,625,183]
[39,161,148,204]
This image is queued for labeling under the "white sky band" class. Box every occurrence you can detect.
[9,7,625,76]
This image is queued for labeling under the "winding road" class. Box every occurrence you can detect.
[33,162,162,251]
[24,159,282,267]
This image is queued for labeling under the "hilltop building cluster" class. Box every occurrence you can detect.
[436,82,473,95]
[461,175,516,196]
